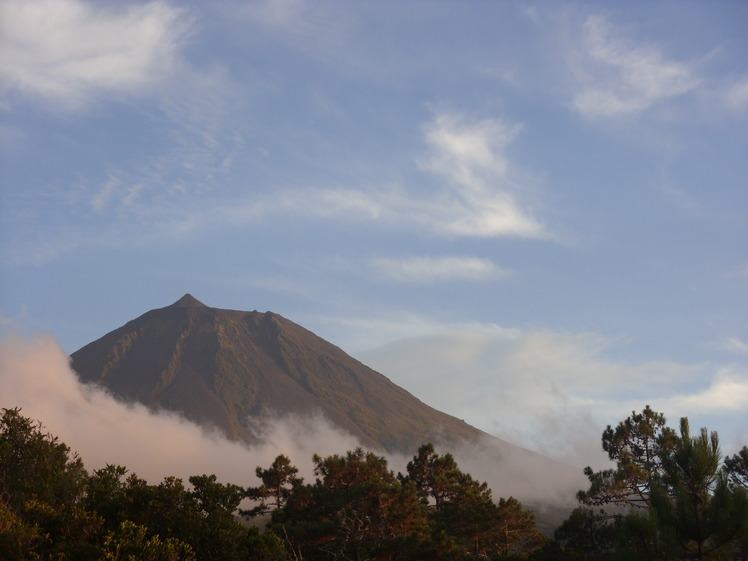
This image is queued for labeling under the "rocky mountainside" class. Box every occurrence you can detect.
[71,294,494,454]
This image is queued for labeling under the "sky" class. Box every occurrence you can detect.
[1,0,747,469]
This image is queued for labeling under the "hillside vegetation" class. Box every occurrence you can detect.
[1,405,746,560]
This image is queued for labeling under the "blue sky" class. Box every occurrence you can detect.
[1,0,746,463]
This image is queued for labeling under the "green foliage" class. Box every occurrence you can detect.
[403,443,464,513]
[82,465,130,533]
[240,527,292,561]
[244,455,302,517]
[577,405,677,509]
[245,444,549,560]
[0,407,291,561]
[0,407,97,560]
[650,418,748,558]
[188,474,247,560]
[0,497,40,561]
[0,407,88,513]
[102,520,195,561]
[398,443,546,560]
[724,446,748,489]
[551,507,619,556]
[8,404,675,560]
[272,447,430,560]
[570,405,748,561]
[493,497,547,557]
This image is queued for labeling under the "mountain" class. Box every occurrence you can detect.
[70,295,584,518]
[71,294,492,454]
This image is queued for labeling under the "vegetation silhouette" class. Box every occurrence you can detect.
[1,405,746,560]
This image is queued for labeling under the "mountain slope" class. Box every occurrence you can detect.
[71,294,490,453]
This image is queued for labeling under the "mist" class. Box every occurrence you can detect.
[0,333,362,485]
[357,329,748,467]
[1,332,584,505]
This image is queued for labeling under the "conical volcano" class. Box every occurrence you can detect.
[71,295,489,453]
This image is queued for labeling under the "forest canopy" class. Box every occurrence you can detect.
[0,405,745,560]
[0,407,544,561]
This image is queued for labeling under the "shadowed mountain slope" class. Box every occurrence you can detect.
[71,295,492,453]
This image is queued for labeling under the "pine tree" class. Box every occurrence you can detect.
[651,419,748,559]
[577,405,677,509]
[244,455,302,517]
[574,406,748,560]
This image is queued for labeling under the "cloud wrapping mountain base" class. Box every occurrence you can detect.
[1,333,583,504]
[0,334,360,485]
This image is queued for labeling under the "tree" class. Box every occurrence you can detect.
[240,527,293,561]
[577,405,678,510]
[0,497,41,560]
[0,407,88,513]
[401,443,464,515]
[272,448,429,560]
[188,474,247,561]
[244,455,302,518]
[551,507,619,557]
[102,520,195,561]
[493,497,547,558]
[0,407,288,561]
[0,407,99,560]
[650,418,748,559]
[400,443,545,560]
[577,406,748,560]
[441,473,499,558]
[82,464,130,533]
[724,446,748,489]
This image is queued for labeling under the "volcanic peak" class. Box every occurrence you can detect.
[170,294,207,308]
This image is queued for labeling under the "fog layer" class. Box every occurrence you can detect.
[1,333,584,503]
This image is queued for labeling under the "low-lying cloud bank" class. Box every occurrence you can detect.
[358,328,748,467]
[0,333,583,504]
[0,334,360,486]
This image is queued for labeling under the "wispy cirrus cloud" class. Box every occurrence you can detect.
[723,337,748,355]
[203,111,545,238]
[0,1,246,267]
[726,77,748,111]
[370,256,510,284]
[233,0,312,35]
[146,111,547,243]
[571,15,700,119]
[0,0,193,109]
[422,113,517,188]
[420,112,544,237]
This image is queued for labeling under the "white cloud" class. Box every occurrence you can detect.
[370,256,509,284]
[0,0,192,108]
[312,313,520,356]
[422,113,516,187]
[234,0,309,34]
[572,15,700,118]
[358,325,747,465]
[219,112,544,240]
[722,337,748,355]
[1,105,547,267]
[0,333,361,484]
[726,77,748,111]
[152,112,547,244]
[0,2,244,266]
[1,332,585,503]
[657,366,748,413]
[420,112,544,237]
